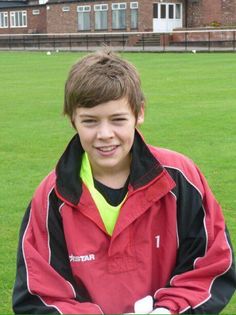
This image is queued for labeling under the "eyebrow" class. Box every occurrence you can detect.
[111,113,130,117]
[78,112,130,118]
[79,114,97,118]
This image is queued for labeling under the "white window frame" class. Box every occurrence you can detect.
[112,3,127,10]
[130,2,138,29]
[94,4,108,30]
[62,6,70,12]
[130,2,138,9]
[77,5,91,12]
[0,12,8,28]
[94,4,108,11]
[77,5,91,31]
[175,3,181,19]
[156,3,182,20]
[32,9,40,15]
[10,11,27,28]
[112,2,127,29]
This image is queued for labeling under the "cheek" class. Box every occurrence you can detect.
[76,129,93,148]
[122,128,136,147]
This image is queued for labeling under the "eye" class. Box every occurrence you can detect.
[112,117,127,122]
[81,119,97,124]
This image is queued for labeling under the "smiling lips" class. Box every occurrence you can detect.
[95,145,119,155]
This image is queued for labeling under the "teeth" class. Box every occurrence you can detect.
[98,146,116,152]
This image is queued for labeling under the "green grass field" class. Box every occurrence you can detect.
[0,51,235,313]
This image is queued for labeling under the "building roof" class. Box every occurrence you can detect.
[0,0,28,8]
[47,0,95,3]
[0,0,95,7]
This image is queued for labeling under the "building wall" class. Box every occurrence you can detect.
[187,1,201,28]
[221,0,236,26]
[0,5,46,34]
[1,0,236,34]
[138,0,153,32]
[46,0,149,33]
[187,0,236,28]
[46,0,185,33]
[46,3,77,33]
[201,0,222,26]
[27,6,47,33]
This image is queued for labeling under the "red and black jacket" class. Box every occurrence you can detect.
[12,131,236,314]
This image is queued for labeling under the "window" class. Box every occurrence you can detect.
[77,6,91,31]
[10,11,27,27]
[130,2,138,29]
[0,12,8,28]
[153,3,158,18]
[160,4,166,19]
[112,3,126,29]
[32,9,40,15]
[62,6,70,12]
[94,4,108,10]
[169,4,174,19]
[130,2,138,9]
[94,4,108,30]
[176,4,181,19]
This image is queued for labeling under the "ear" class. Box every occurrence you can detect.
[71,120,76,130]
[70,114,77,130]
[136,102,145,126]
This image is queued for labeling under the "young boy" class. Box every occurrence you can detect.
[13,49,235,314]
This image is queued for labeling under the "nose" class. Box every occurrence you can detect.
[97,121,114,140]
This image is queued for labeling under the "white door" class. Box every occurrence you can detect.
[153,3,183,32]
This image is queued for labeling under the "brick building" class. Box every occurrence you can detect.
[0,0,236,34]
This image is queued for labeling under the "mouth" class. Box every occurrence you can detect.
[95,145,119,154]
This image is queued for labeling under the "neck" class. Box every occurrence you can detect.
[94,171,130,189]
[91,157,131,189]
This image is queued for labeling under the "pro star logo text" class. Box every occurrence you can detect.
[69,254,96,263]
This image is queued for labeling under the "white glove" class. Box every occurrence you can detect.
[134,295,154,314]
[133,295,171,314]
[149,307,171,314]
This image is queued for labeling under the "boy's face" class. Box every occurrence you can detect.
[73,98,144,178]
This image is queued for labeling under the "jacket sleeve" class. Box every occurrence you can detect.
[12,183,103,314]
[154,164,236,314]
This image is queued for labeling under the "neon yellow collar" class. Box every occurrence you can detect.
[80,153,127,235]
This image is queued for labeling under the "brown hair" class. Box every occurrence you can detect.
[64,48,145,121]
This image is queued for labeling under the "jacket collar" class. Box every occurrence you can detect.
[55,130,166,206]
[129,130,164,190]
